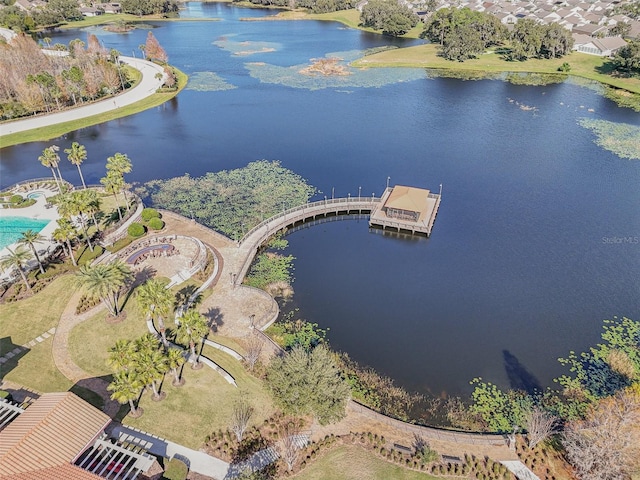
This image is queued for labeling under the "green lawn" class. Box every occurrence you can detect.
[1,337,73,393]
[0,275,75,348]
[291,445,440,480]
[355,45,640,94]
[123,345,274,449]
[68,296,149,377]
[307,9,422,39]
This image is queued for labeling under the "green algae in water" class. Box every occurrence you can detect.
[579,118,640,160]
[186,72,237,92]
[245,50,425,90]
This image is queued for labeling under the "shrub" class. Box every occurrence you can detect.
[141,207,161,221]
[128,222,146,238]
[148,217,165,230]
[163,457,188,480]
[9,194,23,203]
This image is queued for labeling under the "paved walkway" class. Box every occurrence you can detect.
[111,424,229,479]
[0,57,166,136]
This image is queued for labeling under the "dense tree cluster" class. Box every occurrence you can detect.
[232,0,355,13]
[0,34,129,120]
[422,8,505,61]
[266,345,350,425]
[360,0,419,37]
[120,0,179,16]
[0,0,81,30]
[422,9,573,62]
[508,19,574,61]
[613,39,640,73]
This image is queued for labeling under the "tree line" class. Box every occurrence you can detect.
[0,0,179,31]
[0,33,130,120]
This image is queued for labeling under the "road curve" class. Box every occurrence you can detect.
[0,57,166,136]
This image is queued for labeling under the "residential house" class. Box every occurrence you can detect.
[572,33,628,55]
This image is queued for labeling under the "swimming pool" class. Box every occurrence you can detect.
[0,216,51,250]
[27,191,45,200]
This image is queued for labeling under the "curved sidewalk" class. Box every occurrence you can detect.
[0,57,166,136]
[52,290,122,417]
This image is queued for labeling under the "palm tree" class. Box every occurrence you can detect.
[137,348,169,401]
[52,218,79,266]
[137,279,174,347]
[53,192,94,251]
[38,145,62,191]
[78,189,101,232]
[64,142,88,189]
[0,246,34,293]
[108,369,144,417]
[100,170,125,221]
[17,230,45,275]
[167,348,186,386]
[175,309,210,368]
[135,332,161,355]
[107,339,136,372]
[75,260,132,316]
[106,153,132,212]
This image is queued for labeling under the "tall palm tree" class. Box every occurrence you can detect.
[137,348,169,401]
[107,339,136,372]
[137,279,174,347]
[53,191,94,251]
[0,246,34,293]
[100,170,125,221]
[135,332,161,355]
[167,348,186,386]
[175,309,210,368]
[106,153,132,212]
[64,142,88,189]
[75,260,132,316]
[78,189,101,232]
[52,218,79,266]
[108,369,144,417]
[17,230,45,275]
[38,145,62,191]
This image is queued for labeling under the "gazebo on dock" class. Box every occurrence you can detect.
[369,184,441,236]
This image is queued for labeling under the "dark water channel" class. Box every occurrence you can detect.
[1,3,639,397]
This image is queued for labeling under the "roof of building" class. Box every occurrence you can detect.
[0,392,110,477]
[384,185,431,214]
[2,464,104,480]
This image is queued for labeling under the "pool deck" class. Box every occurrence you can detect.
[0,187,60,282]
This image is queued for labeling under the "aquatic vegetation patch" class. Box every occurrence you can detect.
[505,72,568,86]
[578,118,640,160]
[213,36,280,56]
[245,50,425,90]
[602,86,640,112]
[138,160,316,239]
[186,72,237,92]
[425,68,500,81]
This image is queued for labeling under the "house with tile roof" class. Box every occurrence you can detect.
[0,393,158,480]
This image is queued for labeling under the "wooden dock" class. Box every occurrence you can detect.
[369,186,441,236]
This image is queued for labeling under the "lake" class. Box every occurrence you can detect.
[1,2,638,397]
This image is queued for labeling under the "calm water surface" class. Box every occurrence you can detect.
[1,3,639,396]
